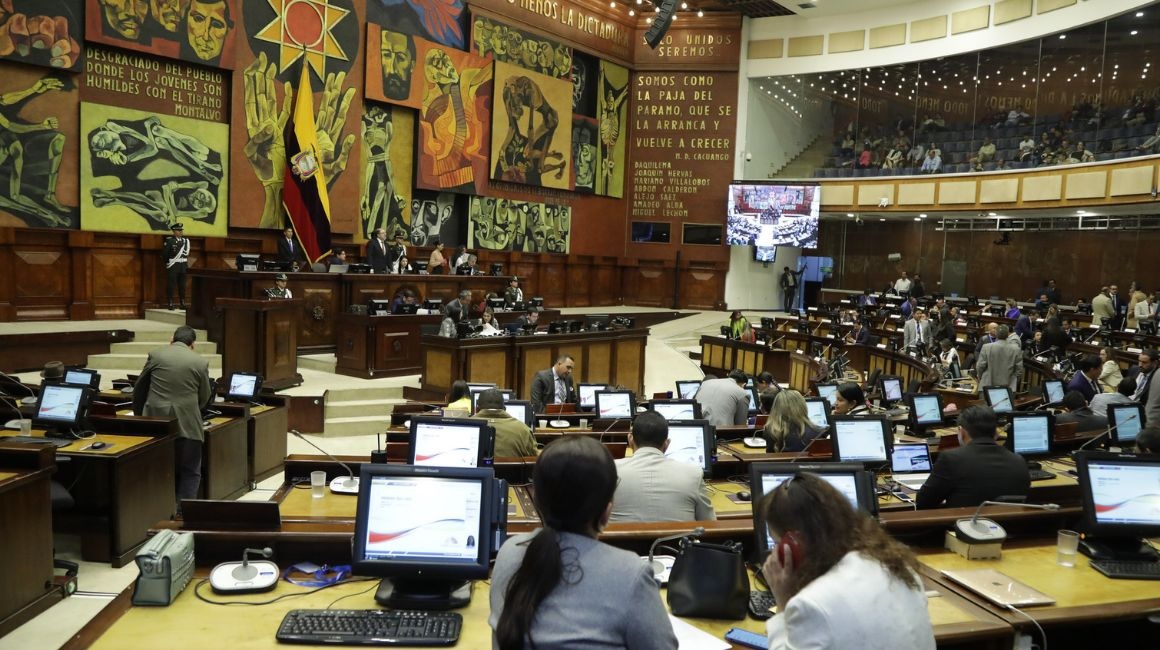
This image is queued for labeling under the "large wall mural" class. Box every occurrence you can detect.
[490,60,571,191]
[596,59,628,198]
[80,101,228,235]
[0,64,77,228]
[468,196,569,253]
[232,0,362,231]
[85,0,238,68]
[359,101,412,242]
[0,1,83,71]
[470,15,570,79]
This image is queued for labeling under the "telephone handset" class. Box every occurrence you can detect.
[777,531,804,566]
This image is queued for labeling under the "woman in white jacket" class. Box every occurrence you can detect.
[759,473,935,649]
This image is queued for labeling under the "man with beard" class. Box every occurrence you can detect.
[380,30,415,101]
[99,0,149,41]
[181,0,231,64]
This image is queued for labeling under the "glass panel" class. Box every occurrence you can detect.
[682,223,723,245]
[1038,21,1106,165]
[1101,9,1160,155]
[913,53,980,174]
[856,63,919,176]
[630,221,671,243]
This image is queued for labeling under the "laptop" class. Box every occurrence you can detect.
[889,443,932,490]
[940,569,1056,607]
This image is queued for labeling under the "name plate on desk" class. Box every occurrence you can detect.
[1128,347,1143,353]
[1124,328,1137,334]
[878,343,888,349]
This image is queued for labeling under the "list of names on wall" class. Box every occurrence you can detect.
[629,72,737,221]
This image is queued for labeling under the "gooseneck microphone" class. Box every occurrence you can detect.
[647,526,706,576]
[290,429,359,494]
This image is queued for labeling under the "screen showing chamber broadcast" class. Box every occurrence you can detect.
[358,475,483,563]
[726,184,820,249]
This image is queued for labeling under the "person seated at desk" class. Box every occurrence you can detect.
[517,307,542,330]
[609,411,715,523]
[1066,354,1102,403]
[758,388,779,415]
[392,254,415,274]
[755,371,778,394]
[695,370,749,427]
[763,390,826,453]
[728,310,749,339]
[916,405,1030,509]
[832,382,872,416]
[1090,377,1136,418]
[265,273,292,298]
[899,297,917,319]
[490,436,678,649]
[759,473,935,649]
[387,230,409,273]
[473,389,537,457]
[438,304,465,338]
[477,308,503,336]
[325,249,347,268]
[1137,425,1160,453]
[1098,346,1123,393]
[1004,298,1021,320]
[936,339,962,379]
[856,289,877,308]
[846,318,872,346]
[446,380,472,412]
[530,354,575,415]
[1054,390,1108,433]
[389,288,416,313]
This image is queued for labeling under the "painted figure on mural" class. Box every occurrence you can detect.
[495,75,566,185]
[180,0,231,65]
[419,47,490,192]
[241,50,356,228]
[0,1,83,69]
[0,76,68,226]
[91,179,216,229]
[90,115,222,181]
[360,105,407,240]
[572,122,595,191]
[599,75,629,192]
[99,0,149,41]
[379,29,414,102]
[147,0,188,34]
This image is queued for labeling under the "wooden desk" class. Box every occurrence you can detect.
[202,416,250,500]
[275,482,539,527]
[246,403,289,485]
[0,466,61,636]
[421,328,650,398]
[699,335,793,382]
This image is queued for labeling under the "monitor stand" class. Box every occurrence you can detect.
[374,578,472,610]
[43,427,75,440]
[1079,537,1160,562]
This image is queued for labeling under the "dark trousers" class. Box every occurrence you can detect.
[167,262,187,305]
[783,286,796,312]
[175,436,203,504]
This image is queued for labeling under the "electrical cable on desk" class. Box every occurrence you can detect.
[1005,603,1046,650]
[325,581,379,609]
[192,577,378,606]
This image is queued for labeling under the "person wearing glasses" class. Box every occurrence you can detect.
[758,472,935,648]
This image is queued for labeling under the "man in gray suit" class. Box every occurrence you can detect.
[902,309,932,353]
[695,369,749,427]
[1092,286,1115,328]
[977,325,1022,393]
[610,411,715,523]
[139,325,212,504]
[529,354,575,414]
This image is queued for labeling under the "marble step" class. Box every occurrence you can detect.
[321,415,392,438]
[325,398,406,420]
[144,308,189,326]
[86,352,222,371]
[326,385,407,404]
[110,341,217,355]
[130,327,208,342]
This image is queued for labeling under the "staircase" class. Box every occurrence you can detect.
[85,309,219,373]
[774,137,831,179]
[322,384,408,437]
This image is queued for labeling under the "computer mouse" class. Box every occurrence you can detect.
[737,491,752,502]
[90,441,108,450]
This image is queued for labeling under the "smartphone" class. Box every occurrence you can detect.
[724,627,768,649]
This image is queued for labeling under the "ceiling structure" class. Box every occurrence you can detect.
[699,0,916,19]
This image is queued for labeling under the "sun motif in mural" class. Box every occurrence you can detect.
[254,0,351,81]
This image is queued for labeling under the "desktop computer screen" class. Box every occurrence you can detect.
[62,368,100,390]
[1006,413,1053,457]
[675,380,702,400]
[409,418,494,468]
[578,383,607,409]
[831,416,891,463]
[466,383,497,395]
[1109,404,1144,445]
[471,389,514,413]
[34,384,89,431]
[804,398,831,430]
[815,383,838,407]
[908,394,943,427]
[879,377,903,404]
[650,400,700,421]
[595,391,634,419]
[984,386,1014,413]
[225,372,261,401]
[749,462,875,559]
[503,401,533,429]
[352,464,505,608]
[1042,380,1065,406]
[1078,453,1160,531]
[745,387,758,413]
[662,420,715,474]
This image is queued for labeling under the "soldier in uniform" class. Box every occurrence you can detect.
[163,222,189,309]
[266,272,292,298]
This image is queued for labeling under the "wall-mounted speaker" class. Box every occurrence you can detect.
[644,0,678,49]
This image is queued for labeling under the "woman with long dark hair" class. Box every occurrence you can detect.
[832,382,870,416]
[758,473,935,648]
[489,436,676,649]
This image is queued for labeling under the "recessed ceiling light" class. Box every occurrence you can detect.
[988,212,997,216]
[847,213,854,217]
[919,214,927,218]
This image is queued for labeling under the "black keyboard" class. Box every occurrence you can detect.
[1090,559,1160,580]
[276,609,461,646]
[1029,469,1055,482]
[748,589,776,620]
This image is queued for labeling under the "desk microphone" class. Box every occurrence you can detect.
[790,432,830,462]
[954,501,1060,544]
[210,547,278,594]
[290,429,359,494]
[647,526,705,577]
[0,371,37,405]
[1074,411,1138,454]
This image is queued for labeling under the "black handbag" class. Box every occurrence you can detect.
[666,537,748,620]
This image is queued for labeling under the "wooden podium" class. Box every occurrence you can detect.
[215,297,303,390]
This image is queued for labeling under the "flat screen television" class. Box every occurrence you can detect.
[594,390,635,419]
[754,246,776,263]
[675,380,702,400]
[1108,404,1144,446]
[649,399,701,421]
[1074,451,1160,561]
[983,386,1015,414]
[804,397,831,430]
[1005,413,1054,459]
[577,383,607,410]
[726,183,820,249]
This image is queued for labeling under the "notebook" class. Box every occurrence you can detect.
[940,569,1056,607]
[890,443,932,490]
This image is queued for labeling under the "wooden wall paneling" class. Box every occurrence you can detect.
[465,345,512,388]
[584,340,613,384]
[290,281,340,349]
[627,260,674,307]
[589,257,619,305]
[335,316,369,375]
[13,230,70,321]
[679,262,726,310]
[537,259,568,306]
[565,257,593,307]
[613,334,645,395]
[0,227,13,320]
[519,345,554,400]
[422,346,455,395]
[89,232,144,319]
[68,230,94,320]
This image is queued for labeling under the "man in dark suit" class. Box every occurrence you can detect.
[276,226,302,265]
[138,326,212,505]
[1066,355,1101,403]
[366,227,390,273]
[916,405,1030,509]
[1054,390,1108,433]
[530,354,575,414]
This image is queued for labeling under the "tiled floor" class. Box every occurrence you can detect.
[0,307,777,648]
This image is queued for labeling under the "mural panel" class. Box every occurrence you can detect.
[359,102,412,242]
[411,188,464,247]
[0,1,83,71]
[490,60,571,191]
[469,196,569,253]
[414,37,492,194]
[596,59,627,198]
[85,0,238,68]
[471,15,570,79]
[571,115,596,194]
[367,0,466,49]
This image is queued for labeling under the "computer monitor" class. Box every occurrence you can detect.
[983,386,1015,414]
[675,380,702,400]
[423,298,444,312]
[749,462,877,559]
[260,260,293,272]
[594,390,635,419]
[878,376,903,405]
[1074,451,1160,560]
[235,253,260,272]
[455,264,473,275]
[1108,404,1144,446]
[547,320,569,334]
[409,417,495,468]
[225,372,262,401]
[804,397,831,430]
[1041,379,1065,406]
[486,297,505,311]
[577,383,607,410]
[745,387,759,414]
[489,262,503,276]
[62,368,101,390]
[649,399,702,421]
[583,314,610,331]
[1005,413,1054,459]
[392,302,419,315]
[470,389,514,413]
[815,383,838,407]
[347,263,372,274]
[830,416,891,465]
[663,420,716,476]
[528,297,544,309]
[503,400,534,429]
[33,384,91,435]
[907,393,944,433]
[368,299,392,316]
[328,263,349,274]
[351,464,507,609]
[466,383,496,395]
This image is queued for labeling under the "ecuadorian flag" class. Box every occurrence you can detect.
[282,63,333,264]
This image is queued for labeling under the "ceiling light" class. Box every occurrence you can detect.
[697,9,703,16]
[919,214,927,218]
[1137,11,1145,17]
[1132,30,1139,36]
[847,213,854,217]
[681,1,688,7]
